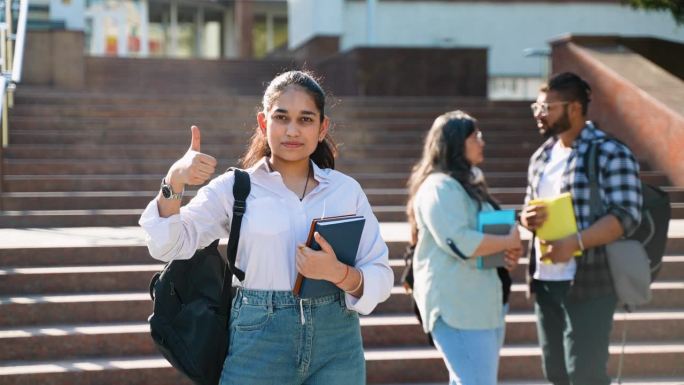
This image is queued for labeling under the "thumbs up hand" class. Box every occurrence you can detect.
[166,125,218,188]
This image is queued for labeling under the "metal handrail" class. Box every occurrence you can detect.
[1,0,28,148]
[11,0,27,84]
[0,0,28,207]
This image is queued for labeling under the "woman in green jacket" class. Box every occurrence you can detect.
[406,110,523,385]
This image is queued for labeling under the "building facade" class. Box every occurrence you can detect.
[41,0,684,98]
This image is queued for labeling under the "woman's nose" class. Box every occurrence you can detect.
[286,122,299,135]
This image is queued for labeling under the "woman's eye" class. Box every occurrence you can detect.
[300,117,313,123]
[273,115,287,121]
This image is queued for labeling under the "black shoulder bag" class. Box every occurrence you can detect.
[148,168,250,385]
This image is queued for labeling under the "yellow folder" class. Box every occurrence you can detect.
[529,192,581,258]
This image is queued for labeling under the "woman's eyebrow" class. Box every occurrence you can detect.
[272,108,317,116]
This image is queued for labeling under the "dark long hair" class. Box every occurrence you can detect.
[406,110,496,244]
[241,70,337,169]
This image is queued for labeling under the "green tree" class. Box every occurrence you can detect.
[624,0,684,25]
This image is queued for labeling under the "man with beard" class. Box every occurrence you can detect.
[519,72,642,385]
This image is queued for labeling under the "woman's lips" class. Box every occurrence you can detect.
[282,142,304,148]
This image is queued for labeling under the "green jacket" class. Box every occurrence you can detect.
[412,173,504,332]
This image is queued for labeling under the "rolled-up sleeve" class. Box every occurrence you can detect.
[139,173,234,262]
[418,176,484,258]
[344,184,393,315]
[601,143,642,236]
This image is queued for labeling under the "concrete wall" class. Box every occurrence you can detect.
[50,0,86,30]
[23,31,85,89]
[288,0,344,49]
[316,47,487,96]
[288,1,684,77]
[551,36,684,186]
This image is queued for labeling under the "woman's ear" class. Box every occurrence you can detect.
[257,112,268,136]
[319,116,330,142]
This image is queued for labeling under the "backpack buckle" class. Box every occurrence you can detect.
[233,200,246,216]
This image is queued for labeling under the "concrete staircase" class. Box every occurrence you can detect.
[1,87,683,384]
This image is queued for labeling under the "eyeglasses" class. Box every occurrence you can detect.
[474,130,483,142]
[530,101,570,116]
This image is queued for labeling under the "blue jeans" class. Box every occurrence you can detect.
[431,316,504,385]
[219,289,366,385]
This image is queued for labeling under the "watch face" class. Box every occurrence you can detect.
[161,185,172,199]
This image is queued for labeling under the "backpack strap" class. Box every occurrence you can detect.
[219,168,251,310]
[585,139,604,220]
[226,168,250,281]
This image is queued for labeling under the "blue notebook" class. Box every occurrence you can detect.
[293,215,366,298]
[476,210,516,269]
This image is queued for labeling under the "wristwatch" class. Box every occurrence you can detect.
[160,178,184,200]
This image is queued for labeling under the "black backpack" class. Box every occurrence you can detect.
[148,168,250,385]
[586,140,671,280]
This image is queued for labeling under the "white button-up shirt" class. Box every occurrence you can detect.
[139,157,393,315]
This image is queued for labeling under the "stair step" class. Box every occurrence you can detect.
[0,356,191,385]
[2,283,683,327]
[365,343,684,383]
[3,144,548,160]
[0,265,163,294]
[10,104,533,120]
[0,343,682,384]
[3,157,532,175]
[7,202,684,228]
[2,256,683,292]
[6,116,533,128]
[0,245,155,267]
[14,87,529,107]
[1,225,683,259]
[2,311,683,361]
[3,171,671,192]
[382,380,684,385]
[1,188,529,210]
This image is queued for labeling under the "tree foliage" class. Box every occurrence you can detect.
[624,0,684,25]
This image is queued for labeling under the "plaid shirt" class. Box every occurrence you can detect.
[525,122,643,301]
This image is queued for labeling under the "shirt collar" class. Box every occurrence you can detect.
[250,156,332,185]
[572,121,605,149]
[539,120,601,156]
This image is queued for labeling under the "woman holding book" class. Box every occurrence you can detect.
[139,70,393,384]
[406,110,523,385]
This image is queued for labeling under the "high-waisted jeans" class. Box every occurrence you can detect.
[219,288,366,385]
[430,305,508,385]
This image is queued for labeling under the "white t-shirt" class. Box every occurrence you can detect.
[533,140,577,281]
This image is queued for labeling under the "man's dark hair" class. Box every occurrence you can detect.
[541,72,592,115]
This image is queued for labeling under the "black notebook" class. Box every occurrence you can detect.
[293,215,366,298]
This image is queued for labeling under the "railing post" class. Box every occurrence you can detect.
[0,77,5,211]
[0,120,3,211]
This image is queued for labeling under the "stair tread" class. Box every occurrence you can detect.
[366,343,684,360]
[5,309,684,336]
[3,254,683,268]
[1,222,684,249]
[2,341,684,374]
[0,264,164,275]
[3,281,683,304]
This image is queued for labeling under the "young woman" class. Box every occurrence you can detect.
[139,70,393,385]
[406,110,523,385]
